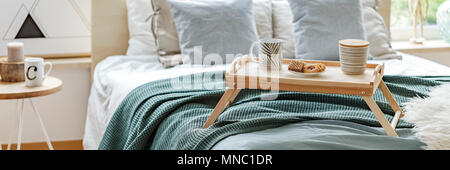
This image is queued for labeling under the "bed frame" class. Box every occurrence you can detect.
[91,0,392,72]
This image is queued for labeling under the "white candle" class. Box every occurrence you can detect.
[7,42,24,62]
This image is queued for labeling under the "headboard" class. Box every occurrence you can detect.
[91,0,129,73]
[91,0,392,72]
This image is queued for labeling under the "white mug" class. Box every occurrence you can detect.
[24,57,52,87]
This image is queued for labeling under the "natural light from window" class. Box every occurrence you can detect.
[390,0,446,41]
[391,0,446,26]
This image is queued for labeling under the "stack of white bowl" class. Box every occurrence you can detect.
[339,39,370,75]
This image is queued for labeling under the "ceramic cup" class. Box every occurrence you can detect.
[338,39,370,75]
[24,57,52,87]
[249,39,284,70]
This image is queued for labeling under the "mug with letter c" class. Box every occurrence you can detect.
[24,57,52,87]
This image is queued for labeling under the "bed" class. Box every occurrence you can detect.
[84,0,450,150]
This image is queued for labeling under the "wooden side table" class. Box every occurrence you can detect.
[0,77,62,150]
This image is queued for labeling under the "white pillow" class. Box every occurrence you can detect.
[253,0,273,40]
[361,0,402,60]
[271,0,295,59]
[126,0,157,56]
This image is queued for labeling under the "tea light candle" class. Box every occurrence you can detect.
[7,42,24,62]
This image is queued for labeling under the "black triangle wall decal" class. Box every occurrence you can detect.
[15,14,45,39]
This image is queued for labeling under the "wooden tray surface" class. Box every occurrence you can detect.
[226,57,384,91]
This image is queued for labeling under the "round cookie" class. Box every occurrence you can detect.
[317,63,326,72]
[288,60,305,72]
[303,64,322,73]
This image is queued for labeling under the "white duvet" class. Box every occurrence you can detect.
[83,53,450,150]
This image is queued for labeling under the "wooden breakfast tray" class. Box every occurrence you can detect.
[202,56,405,137]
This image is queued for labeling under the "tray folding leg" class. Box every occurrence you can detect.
[362,96,399,137]
[362,80,405,137]
[203,80,405,137]
[379,80,405,118]
[202,88,241,129]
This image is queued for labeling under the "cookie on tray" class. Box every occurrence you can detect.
[288,60,305,72]
[303,64,322,73]
[317,63,326,72]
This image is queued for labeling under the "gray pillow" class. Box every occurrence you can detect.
[167,0,258,65]
[287,0,366,61]
[361,0,402,60]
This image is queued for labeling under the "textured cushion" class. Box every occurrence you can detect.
[167,0,258,65]
[253,0,273,40]
[361,0,402,59]
[272,0,400,60]
[126,0,157,56]
[287,0,366,61]
[152,0,180,55]
[271,0,295,59]
[153,0,272,56]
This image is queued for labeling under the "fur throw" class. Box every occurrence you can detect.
[403,83,450,150]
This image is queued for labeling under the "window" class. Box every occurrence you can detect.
[390,0,446,41]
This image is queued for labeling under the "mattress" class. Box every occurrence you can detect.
[83,53,450,150]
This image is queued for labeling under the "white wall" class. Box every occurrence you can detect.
[0,64,90,144]
[0,0,91,56]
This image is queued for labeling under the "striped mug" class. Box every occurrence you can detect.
[249,39,284,70]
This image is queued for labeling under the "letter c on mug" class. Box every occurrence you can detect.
[26,66,37,80]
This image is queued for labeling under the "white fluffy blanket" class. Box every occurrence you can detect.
[403,83,450,150]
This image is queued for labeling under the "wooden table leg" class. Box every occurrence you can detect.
[379,80,405,118]
[202,89,240,129]
[362,96,399,137]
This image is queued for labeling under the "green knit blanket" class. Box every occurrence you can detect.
[99,71,450,150]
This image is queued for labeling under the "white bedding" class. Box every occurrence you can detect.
[83,53,450,150]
